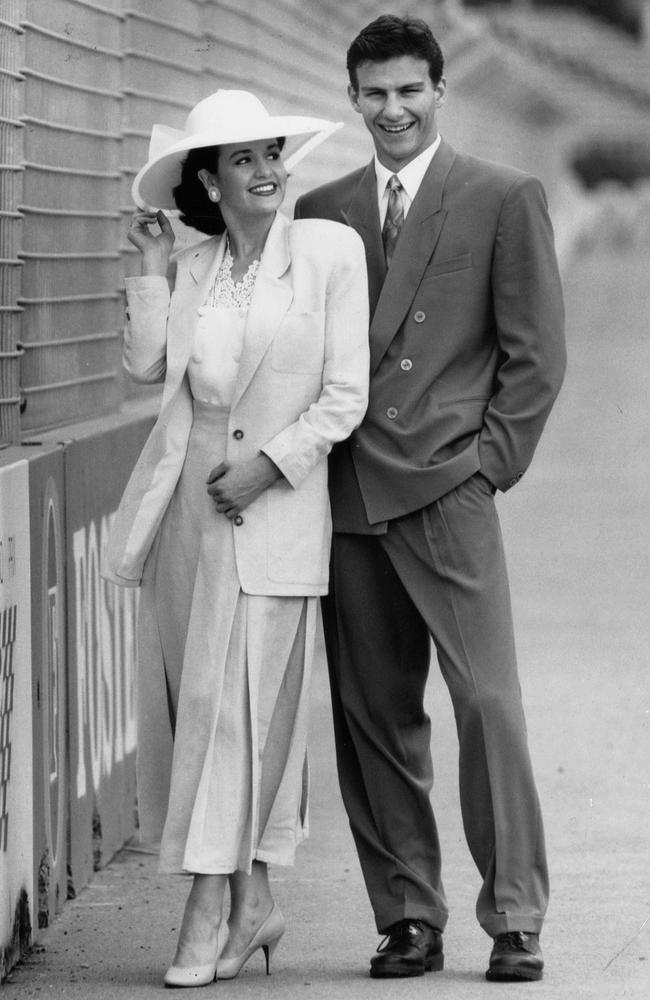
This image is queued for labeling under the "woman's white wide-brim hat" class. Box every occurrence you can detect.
[132,89,343,210]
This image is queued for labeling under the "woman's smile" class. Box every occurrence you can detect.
[248,181,278,196]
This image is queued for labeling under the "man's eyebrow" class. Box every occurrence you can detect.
[359,81,425,91]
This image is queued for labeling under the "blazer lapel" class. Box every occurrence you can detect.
[369,140,457,376]
[343,163,386,317]
[231,212,293,408]
[166,234,225,376]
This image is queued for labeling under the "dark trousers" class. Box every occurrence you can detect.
[322,473,549,936]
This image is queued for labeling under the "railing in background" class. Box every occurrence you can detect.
[16,3,125,436]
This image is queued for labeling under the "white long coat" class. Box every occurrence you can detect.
[103,212,369,595]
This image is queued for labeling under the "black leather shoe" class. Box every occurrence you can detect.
[369,919,444,978]
[486,931,543,981]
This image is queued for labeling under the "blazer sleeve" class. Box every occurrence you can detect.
[123,275,171,384]
[479,174,567,490]
[261,228,370,488]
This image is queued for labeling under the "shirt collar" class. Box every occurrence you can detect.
[375,134,442,207]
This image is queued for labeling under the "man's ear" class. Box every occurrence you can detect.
[434,77,447,108]
[347,83,361,113]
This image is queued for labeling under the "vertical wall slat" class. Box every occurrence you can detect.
[0,4,26,443]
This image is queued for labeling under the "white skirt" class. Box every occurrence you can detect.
[137,400,316,874]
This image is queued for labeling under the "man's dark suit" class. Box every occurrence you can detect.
[295,138,566,937]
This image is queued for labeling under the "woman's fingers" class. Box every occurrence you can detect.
[206,461,229,485]
[130,210,158,228]
[156,210,174,235]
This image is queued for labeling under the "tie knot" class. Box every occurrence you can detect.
[387,174,402,193]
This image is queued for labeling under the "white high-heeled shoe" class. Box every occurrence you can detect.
[164,920,228,988]
[163,959,217,988]
[217,903,285,980]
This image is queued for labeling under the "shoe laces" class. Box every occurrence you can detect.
[495,931,530,951]
[376,919,428,953]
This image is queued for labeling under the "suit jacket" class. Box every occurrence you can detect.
[103,212,369,594]
[295,139,566,532]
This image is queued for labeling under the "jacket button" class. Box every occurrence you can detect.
[233,429,244,440]
[414,310,426,323]
[386,406,398,420]
[400,358,413,371]
[234,515,244,526]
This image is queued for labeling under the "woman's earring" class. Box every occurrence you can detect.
[208,187,220,203]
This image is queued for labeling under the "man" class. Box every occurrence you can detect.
[294,14,566,984]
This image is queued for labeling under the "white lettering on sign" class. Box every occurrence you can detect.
[73,515,138,799]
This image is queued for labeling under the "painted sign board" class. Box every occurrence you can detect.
[27,445,67,931]
[63,415,153,895]
[0,457,33,979]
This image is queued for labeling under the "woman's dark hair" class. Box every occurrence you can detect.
[347,15,444,92]
[172,136,287,237]
[173,145,225,236]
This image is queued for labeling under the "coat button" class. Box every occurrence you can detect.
[414,310,426,323]
[386,406,398,420]
[234,515,244,526]
[233,429,244,440]
[400,358,413,371]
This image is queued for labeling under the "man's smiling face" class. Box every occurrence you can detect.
[349,55,445,172]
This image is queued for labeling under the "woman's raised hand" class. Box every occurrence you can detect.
[127,209,175,276]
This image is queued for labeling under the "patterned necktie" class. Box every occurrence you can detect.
[381,174,404,266]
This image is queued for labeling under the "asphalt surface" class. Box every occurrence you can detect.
[3,246,648,998]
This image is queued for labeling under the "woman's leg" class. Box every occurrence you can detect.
[221,861,275,958]
[172,873,227,968]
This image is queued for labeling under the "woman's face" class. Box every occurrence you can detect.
[210,138,287,221]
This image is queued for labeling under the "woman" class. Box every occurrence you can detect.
[103,90,369,987]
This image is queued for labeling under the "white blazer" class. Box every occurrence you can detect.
[103,212,369,596]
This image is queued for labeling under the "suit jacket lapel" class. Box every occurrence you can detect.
[231,212,293,408]
[343,163,387,317]
[369,140,457,376]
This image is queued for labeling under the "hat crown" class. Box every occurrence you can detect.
[184,90,270,138]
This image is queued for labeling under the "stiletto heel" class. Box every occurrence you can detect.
[217,903,285,980]
[261,934,281,975]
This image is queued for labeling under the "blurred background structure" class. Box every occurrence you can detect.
[0,0,649,441]
[0,0,648,987]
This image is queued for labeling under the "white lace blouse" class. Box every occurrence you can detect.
[187,242,260,407]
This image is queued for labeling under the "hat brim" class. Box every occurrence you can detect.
[132,117,342,210]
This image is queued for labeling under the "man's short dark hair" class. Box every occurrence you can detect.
[347,14,444,92]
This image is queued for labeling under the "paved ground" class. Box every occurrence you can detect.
[3,247,648,998]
